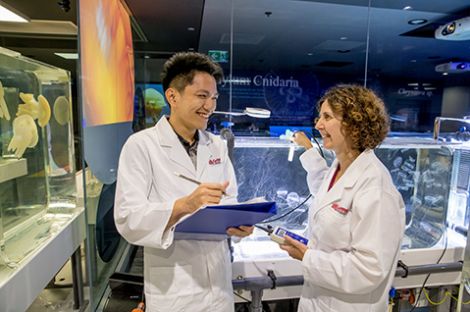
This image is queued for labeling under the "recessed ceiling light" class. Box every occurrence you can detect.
[340,36,348,40]
[188,48,195,51]
[442,72,448,76]
[144,55,150,59]
[54,52,78,59]
[403,6,413,11]
[187,27,195,31]
[307,52,313,56]
[410,59,417,63]
[0,3,28,22]
[408,19,427,25]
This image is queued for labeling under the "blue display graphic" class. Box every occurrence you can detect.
[212,70,321,135]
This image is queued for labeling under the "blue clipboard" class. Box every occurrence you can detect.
[175,201,277,241]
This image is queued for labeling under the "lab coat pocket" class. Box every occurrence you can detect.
[316,205,351,249]
[148,264,204,297]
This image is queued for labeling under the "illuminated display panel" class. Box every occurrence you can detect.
[79,0,134,126]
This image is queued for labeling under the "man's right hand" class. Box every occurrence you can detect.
[166,181,229,231]
[182,181,229,214]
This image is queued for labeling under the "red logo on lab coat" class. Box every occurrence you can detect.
[209,158,221,165]
[331,202,349,215]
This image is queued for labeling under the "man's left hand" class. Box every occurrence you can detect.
[226,225,254,237]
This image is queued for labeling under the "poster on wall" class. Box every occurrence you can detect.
[79,0,134,184]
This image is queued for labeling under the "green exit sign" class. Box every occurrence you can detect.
[208,50,229,63]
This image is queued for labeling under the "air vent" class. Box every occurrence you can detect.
[458,150,470,191]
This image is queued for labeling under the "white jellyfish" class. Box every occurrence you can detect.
[53,96,70,125]
[16,92,51,127]
[0,80,10,120]
[7,114,39,158]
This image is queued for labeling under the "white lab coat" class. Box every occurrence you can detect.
[114,117,237,312]
[297,148,405,312]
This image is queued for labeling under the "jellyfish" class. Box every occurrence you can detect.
[17,92,51,127]
[0,80,10,120]
[144,88,166,123]
[7,114,38,158]
[53,96,71,125]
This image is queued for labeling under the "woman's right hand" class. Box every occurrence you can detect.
[292,131,313,150]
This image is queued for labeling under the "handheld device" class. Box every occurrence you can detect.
[270,226,309,245]
[255,225,308,245]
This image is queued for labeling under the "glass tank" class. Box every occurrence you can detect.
[0,47,78,274]
[232,136,470,260]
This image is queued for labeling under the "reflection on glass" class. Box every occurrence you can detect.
[0,48,77,273]
[232,137,462,261]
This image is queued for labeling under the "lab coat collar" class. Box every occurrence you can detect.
[155,117,195,175]
[317,149,374,208]
[195,126,215,178]
[341,149,375,188]
[155,116,214,177]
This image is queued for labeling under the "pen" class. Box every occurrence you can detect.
[174,172,228,196]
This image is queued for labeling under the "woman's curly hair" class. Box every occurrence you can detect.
[317,84,390,151]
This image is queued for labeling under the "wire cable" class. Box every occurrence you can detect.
[259,194,312,224]
[234,291,251,303]
[409,230,448,312]
[422,287,470,305]
[311,135,325,159]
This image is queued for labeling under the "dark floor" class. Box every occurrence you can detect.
[102,246,301,312]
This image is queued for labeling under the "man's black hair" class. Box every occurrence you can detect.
[161,52,224,92]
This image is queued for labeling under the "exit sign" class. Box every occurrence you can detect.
[208,50,229,63]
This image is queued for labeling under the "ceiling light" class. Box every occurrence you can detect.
[54,52,78,59]
[340,36,348,40]
[410,59,417,63]
[403,6,413,11]
[187,27,195,31]
[442,72,448,76]
[408,19,427,25]
[307,52,313,56]
[0,3,28,22]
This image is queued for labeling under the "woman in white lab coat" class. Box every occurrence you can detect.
[282,84,406,312]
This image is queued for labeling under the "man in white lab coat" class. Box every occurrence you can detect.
[114,52,252,312]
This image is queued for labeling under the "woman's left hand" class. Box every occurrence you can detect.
[280,235,308,261]
[226,225,254,237]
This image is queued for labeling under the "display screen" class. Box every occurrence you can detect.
[79,0,134,126]
[134,83,169,129]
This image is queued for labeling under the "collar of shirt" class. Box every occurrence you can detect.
[175,130,199,154]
